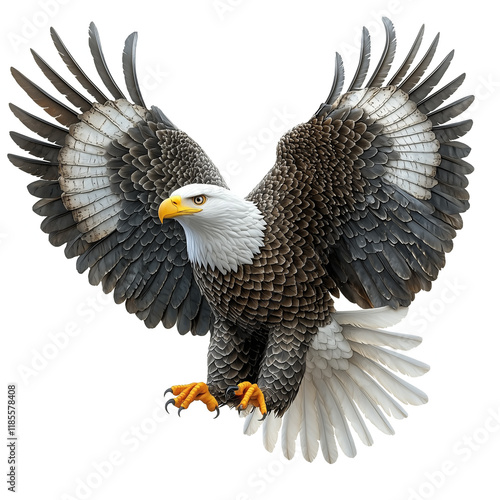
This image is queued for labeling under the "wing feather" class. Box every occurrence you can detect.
[263,19,473,310]
[30,49,93,113]
[366,17,397,88]
[9,24,226,335]
[50,27,109,104]
[409,50,455,103]
[10,68,79,126]
[387,24,425,86]
[348,27,371,91]
[122,31,147,107]
[88,22,126,101]
[324,53,345,108]
[399,33,440,94]
[8,103,68,145]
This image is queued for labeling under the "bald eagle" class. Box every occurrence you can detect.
[9,18,473,463]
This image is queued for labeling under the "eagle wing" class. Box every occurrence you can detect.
[9,24,227,335]
[253,18,473,309]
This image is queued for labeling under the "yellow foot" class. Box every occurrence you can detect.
[227,382,267,418]
[164,382,219,418]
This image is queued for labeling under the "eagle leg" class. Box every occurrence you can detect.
[164,382,220,419]
[226,382,268,418]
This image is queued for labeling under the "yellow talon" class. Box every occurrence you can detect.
[165,382,219,417]
[232,382,267,415]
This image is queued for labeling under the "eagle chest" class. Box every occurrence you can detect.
[192,251,334,332]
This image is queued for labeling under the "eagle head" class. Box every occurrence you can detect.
[159,184,266,274]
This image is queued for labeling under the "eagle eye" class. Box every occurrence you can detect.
[193,195,207,206]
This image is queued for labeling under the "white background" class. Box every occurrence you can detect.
[1,1,499,499]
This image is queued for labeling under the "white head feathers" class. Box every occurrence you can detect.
[165,184,266,274]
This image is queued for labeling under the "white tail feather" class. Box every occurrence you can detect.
[316,377,357,458]
[300,381,320,462]
[342,324,421,351]
[350,354,428,406]
[345,361,409,419]
[262,412,282,452]
[243,306,428,463]
[280,382,304,460]
[334,369,396,433]
[334,306,407,328]
[316,397,339,463]
[326,376,373,446]
[242,408,261,436]
[350,342,430,376]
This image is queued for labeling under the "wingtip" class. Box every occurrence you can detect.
[122,30,146,108]
[49,26,60,41]
[88,22,100,41]
[382,16,394,28]
[29,48,42,63]
[323,52,345,106]
[381,17,396,39]
[124,31,139,47]
[10,67,21,80]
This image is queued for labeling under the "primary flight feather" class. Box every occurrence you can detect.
[9,17,473,463]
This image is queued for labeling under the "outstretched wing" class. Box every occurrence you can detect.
[9,24,227,335]
[254,17,473,309]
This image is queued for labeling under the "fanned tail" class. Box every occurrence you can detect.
[243,307,428,463]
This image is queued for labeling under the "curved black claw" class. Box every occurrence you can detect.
[259,412,268,422]
[178,406,185,417]
[226,385,239,400]
[213,406,220,419]
[165,398,176,414]
[164,388,173,397]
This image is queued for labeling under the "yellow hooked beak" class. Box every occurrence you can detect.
[158,195,202,222]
